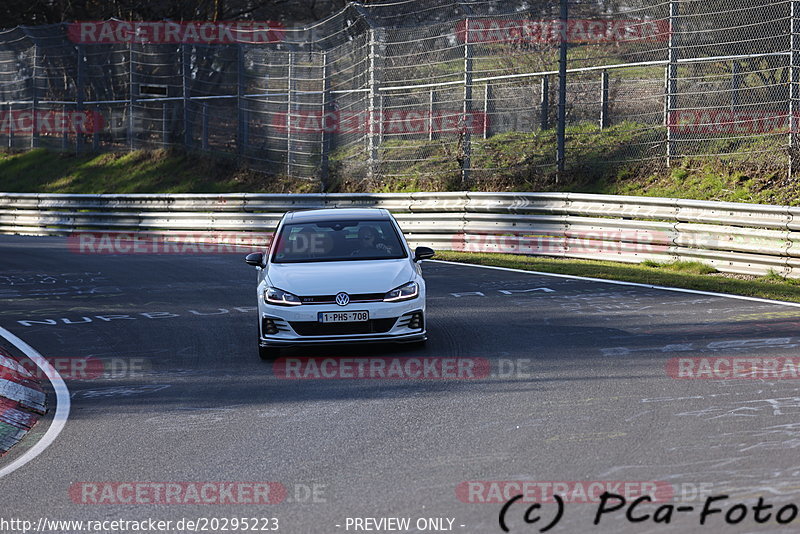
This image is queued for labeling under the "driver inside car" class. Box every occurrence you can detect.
[351,225,392,256]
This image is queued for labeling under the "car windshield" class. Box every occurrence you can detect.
[270,220,407,263]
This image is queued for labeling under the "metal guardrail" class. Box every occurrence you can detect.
[1,192,797,278]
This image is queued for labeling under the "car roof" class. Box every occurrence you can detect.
[284,208,391,223]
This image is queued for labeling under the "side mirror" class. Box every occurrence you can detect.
[414,246,435,262]
[245,252,264,267]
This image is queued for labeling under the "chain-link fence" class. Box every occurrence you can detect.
[0,0,796,188]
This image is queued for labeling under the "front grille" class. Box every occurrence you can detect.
[300,293,384,304]
[290,318,398,336]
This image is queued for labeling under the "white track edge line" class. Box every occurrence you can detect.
[0,327,70,479]
[429,260,800,308]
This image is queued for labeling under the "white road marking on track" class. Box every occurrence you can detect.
[430,260,800,307]
[0,326,70,479]
[72,384,170,399]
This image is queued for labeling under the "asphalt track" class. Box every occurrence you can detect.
[3,234,800,533]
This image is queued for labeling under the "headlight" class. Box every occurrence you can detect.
[264,287,301,306]
[384,281,419,302]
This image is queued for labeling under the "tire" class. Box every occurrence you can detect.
[259,344,280,360]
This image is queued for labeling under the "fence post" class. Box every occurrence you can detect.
[31,44,39,149]
[128,41,136,151]
[428,89,436,141]
[202,102,209,150]
[462,18,473,187]
[600,69,609,129]
[243,109,249,148]
[367,29,382,180]
[791,0,799,178]
[320,51,331,191]
[62,105,68,149]
[237,44,246,156]
[162,102,169,149]
[92,105,100,151]
[6,103,11,149]
[731,61,741,110]
[379,93,385,146]
[183,44,191,148]
[76,45,85,152]
[483,83,491,139]
[540,75,549,130]
[665,0,679,167]
[556,0,568,174]
[287,49,295,177]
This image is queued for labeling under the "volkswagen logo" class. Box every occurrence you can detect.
[335,292,350,306]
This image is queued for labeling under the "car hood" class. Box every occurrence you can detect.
[266,259,415,295]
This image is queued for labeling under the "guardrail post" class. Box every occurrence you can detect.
[600,69,609,129]
[556,0,568,175]
[665,0,679,167]
[182,44,191,148]
[31,44,39,149]
[76,45,85,153]
[462,18,473,187]
[791,0,799,178]
[540,75,549,130]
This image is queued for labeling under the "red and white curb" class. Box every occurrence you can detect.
[0,345,46,455]
[0,326,70,479]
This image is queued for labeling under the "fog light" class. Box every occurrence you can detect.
[408,312,423,330]
[263,318,279,335]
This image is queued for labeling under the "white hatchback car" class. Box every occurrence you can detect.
[245,208,435,359]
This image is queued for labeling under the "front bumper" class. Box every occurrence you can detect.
[258,299,426,347]
[259,331,426,347]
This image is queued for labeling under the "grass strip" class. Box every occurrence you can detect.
[435,250,800,304]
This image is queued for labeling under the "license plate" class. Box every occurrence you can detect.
[318,311,369,323]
